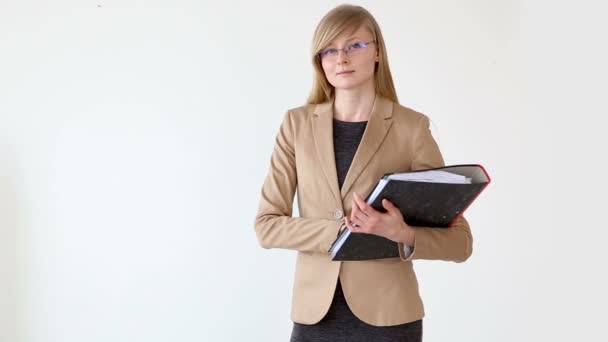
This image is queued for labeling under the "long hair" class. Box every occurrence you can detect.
[307,4,399,104]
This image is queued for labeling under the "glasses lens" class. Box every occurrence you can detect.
[319,42,371,60]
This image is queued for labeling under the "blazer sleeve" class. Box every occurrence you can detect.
[254,111,344,253]
[397,114,474,263]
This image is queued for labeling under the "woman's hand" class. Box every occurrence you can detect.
[344,192,415,245]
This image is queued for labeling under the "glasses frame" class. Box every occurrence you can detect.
[316,40,376,61]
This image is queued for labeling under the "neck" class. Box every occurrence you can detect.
[333,82,376,122]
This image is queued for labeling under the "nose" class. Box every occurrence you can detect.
[336,49,350,64]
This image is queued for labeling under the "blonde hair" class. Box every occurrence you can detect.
[307,4,399,104]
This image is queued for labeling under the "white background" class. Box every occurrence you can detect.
[1,0,606,341]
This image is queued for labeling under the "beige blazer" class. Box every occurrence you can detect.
[254,94,473,326]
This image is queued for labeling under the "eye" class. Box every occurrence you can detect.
[322,48,339,56]
[350,42,367,49]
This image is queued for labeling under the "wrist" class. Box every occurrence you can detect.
[399,223,415,246]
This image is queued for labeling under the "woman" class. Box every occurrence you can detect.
[254,4,473,342]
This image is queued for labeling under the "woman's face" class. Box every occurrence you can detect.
[319,26,379,92]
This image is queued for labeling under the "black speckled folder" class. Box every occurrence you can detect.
[329,164,491,261]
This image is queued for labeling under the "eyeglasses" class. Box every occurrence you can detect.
[317,41,375,61]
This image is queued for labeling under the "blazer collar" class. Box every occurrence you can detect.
[312,94,394,203]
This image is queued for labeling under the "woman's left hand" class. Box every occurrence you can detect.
[344,192,415,245]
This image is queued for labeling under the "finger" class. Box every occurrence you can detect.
[383,198,404,218]
[345,216,361,231]
[382,198,396,213]
[346,215,357,228]
[348,215,365,230]
[351,197,363,218]
[353,193,370,216]
[352,211,370,224]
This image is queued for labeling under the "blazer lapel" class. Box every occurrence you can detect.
[312,95,394,202]
[340,95,394,198]
[312,99,341,204]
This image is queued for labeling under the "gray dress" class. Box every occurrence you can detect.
[289,119,423,342]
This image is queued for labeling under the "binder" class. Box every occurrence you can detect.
[329,164,491,261]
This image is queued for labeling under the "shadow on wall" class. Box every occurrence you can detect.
[0,141,24,342]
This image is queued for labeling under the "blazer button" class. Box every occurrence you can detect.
[334,209,344,220]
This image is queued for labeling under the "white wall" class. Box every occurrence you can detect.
[1,0,606,341]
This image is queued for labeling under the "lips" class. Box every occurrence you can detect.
[337,70,354,75]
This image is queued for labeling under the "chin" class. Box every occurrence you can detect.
[329,75,375,91]
[331,80,365,90]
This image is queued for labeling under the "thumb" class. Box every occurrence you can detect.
[382,198,395,212]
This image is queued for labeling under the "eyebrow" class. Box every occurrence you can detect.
[328,36,364,46]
